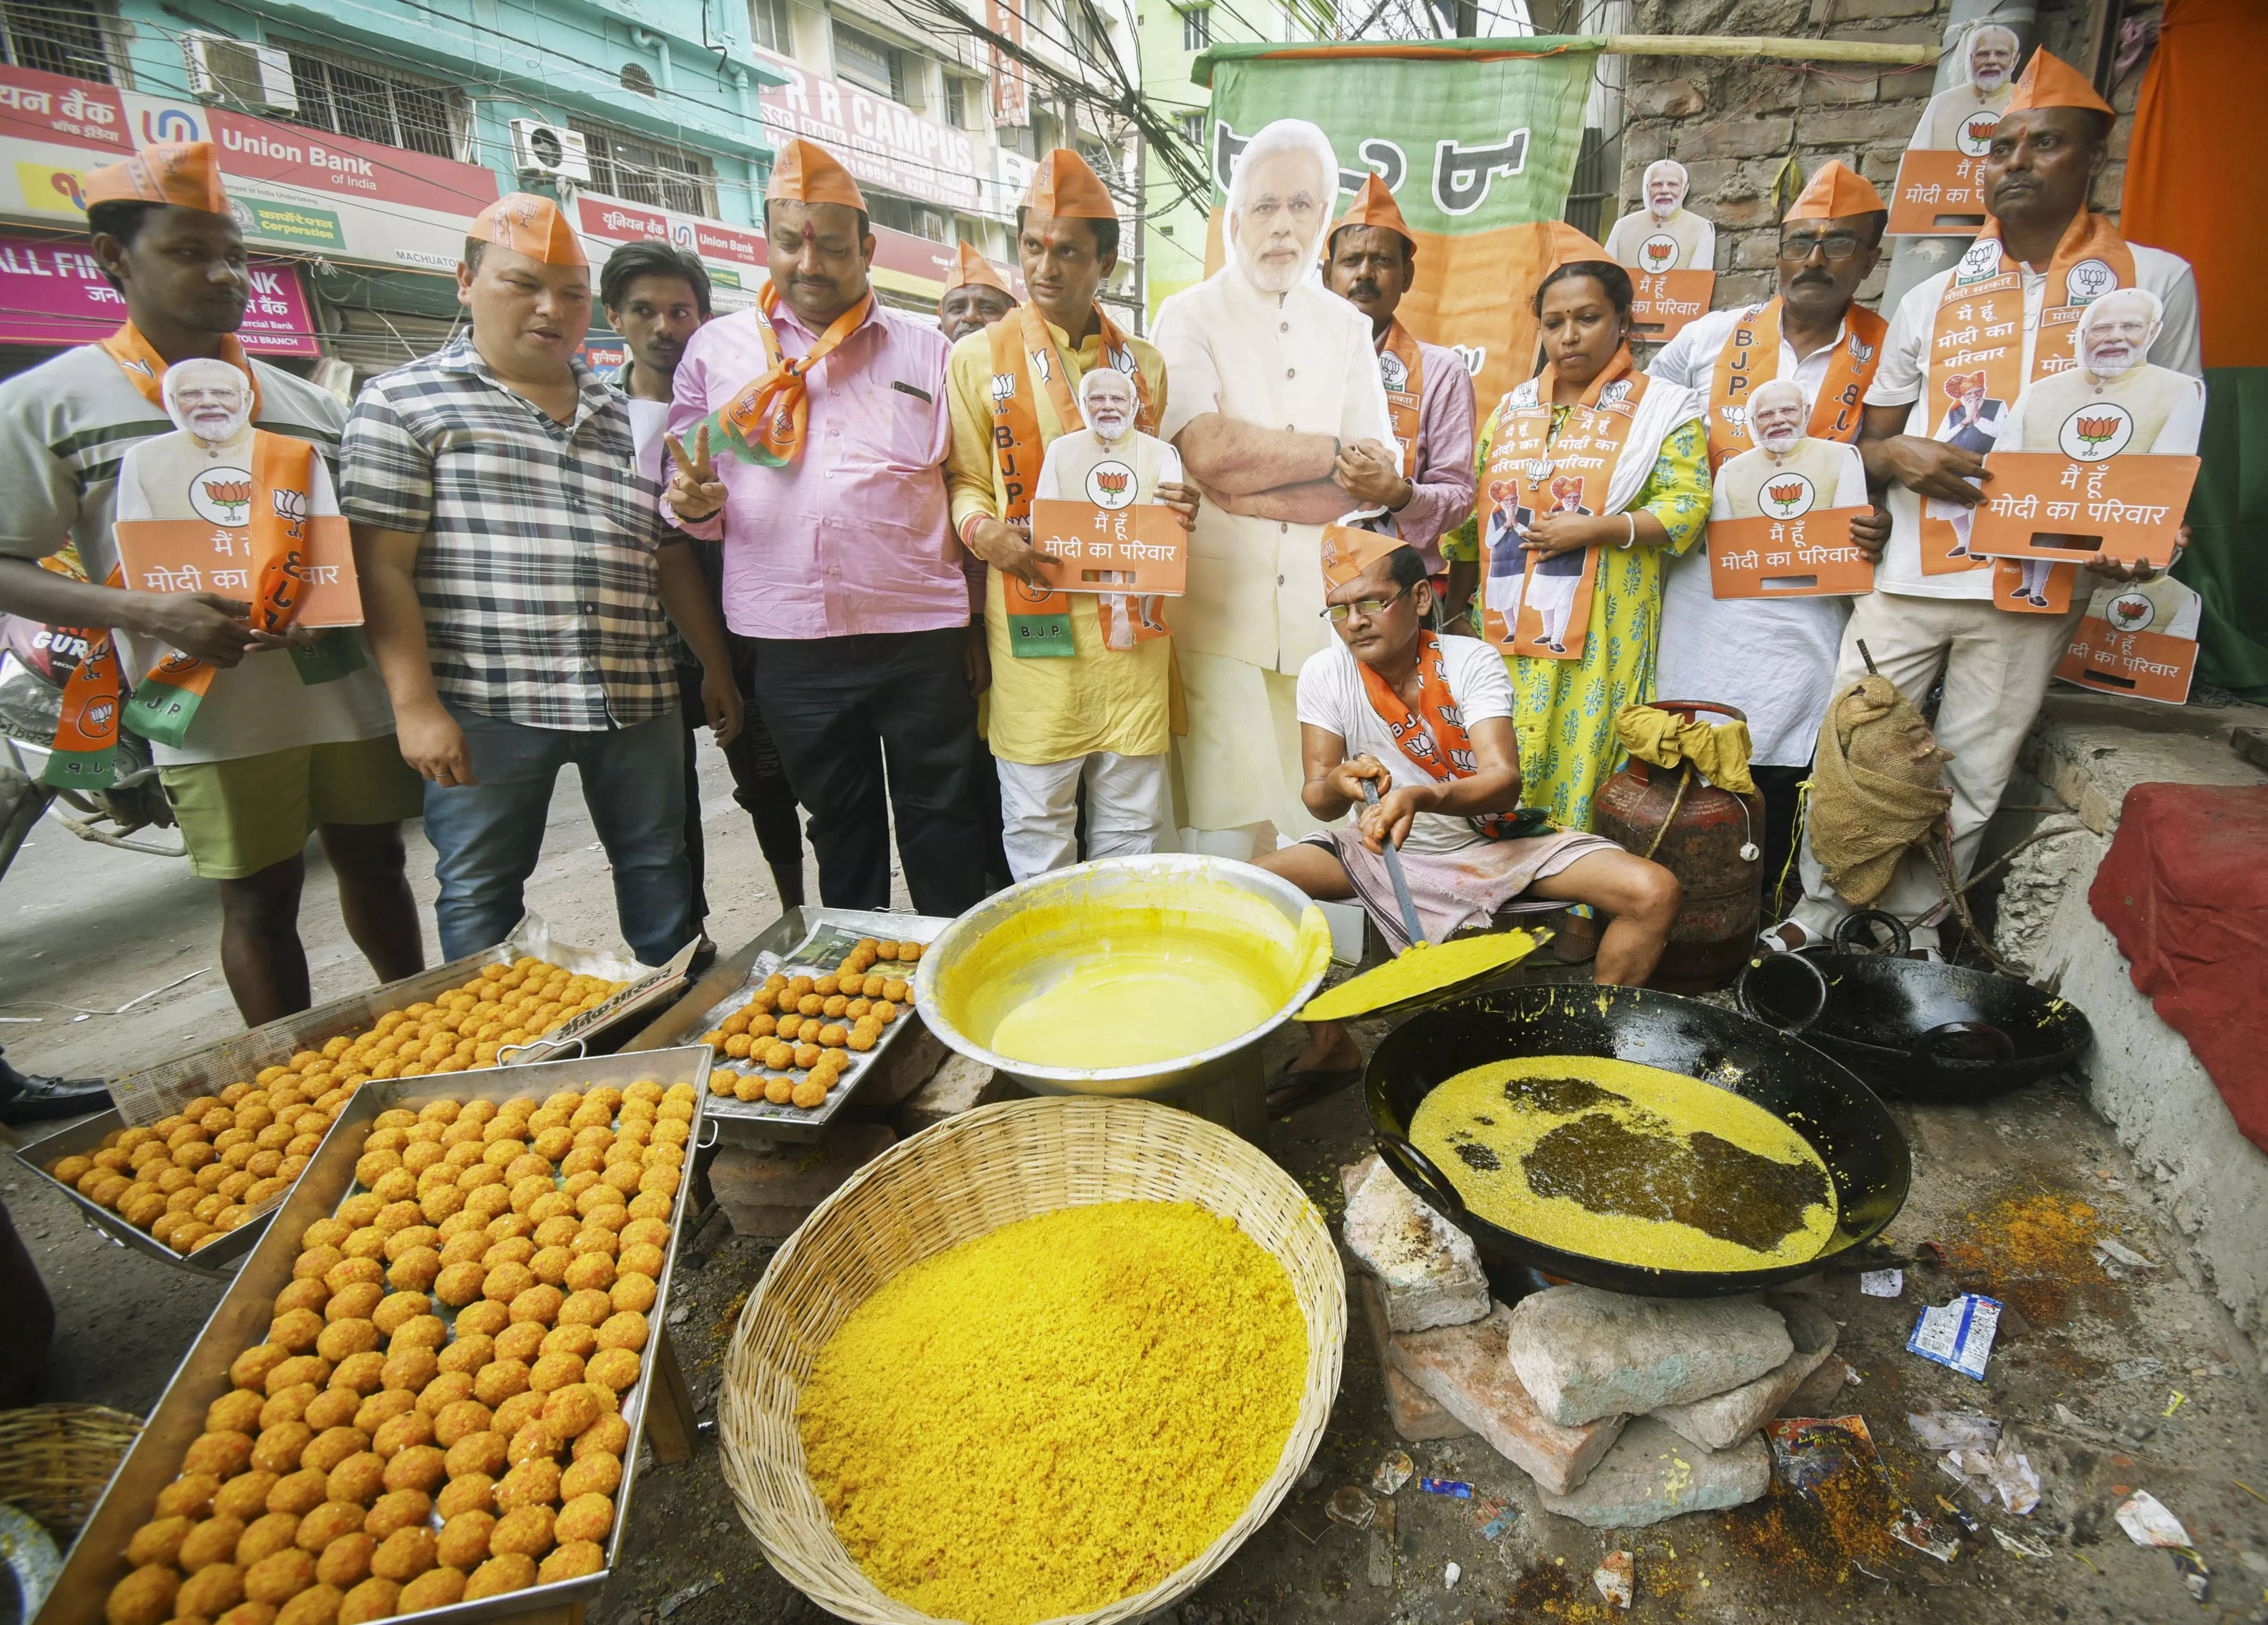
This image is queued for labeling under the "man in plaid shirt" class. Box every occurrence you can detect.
[343,194,741,967]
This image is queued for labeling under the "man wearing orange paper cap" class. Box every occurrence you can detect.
[0,140,423,1030]
[1153,118,1395,861]
[946,149,1199,880]
[344,190,740,969]
[1250,519,1673,1114]
[662,138,990,916]
[1649,159,1895,887]
[937,240,1016,344]
[1766,51,2202,957]
[1322,175,1477,586]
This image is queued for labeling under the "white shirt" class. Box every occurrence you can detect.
[1650,310,1867,766]
[1294,633,1514,855]
[1866,241,2203,600]
[1154,268,1394,674]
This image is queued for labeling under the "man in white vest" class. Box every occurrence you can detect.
[1154,118,1393,857]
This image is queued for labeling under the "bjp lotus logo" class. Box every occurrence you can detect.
[272,485,308,538]
[1084,459,1138,509]
[1957,111,2002,157]
[1641,234,1678,273]
[188,466,255,526]
[1760,471,1817,519]
[2058,402,2132,461]
[2106,591,2156,633]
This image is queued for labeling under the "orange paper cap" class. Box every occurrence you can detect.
[945,240,1013,295]
[2004,47,2115,117]
[767,138,868,213]
[1543,221,1610,271]
[1320,521,1412,594]
[1023,149,1117,221]
[1334,173,1414,247]
[82,141,228,214]
[469,192,586,267]
[1784,159,1886,223]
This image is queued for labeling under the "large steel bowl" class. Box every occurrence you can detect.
[912,854,1333,1099]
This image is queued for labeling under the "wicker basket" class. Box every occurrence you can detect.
[718,1095,1346,1625]
[0,1404,142,1540]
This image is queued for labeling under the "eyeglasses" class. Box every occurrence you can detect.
[1322,584,1411,622]
[1778,233,1867,262]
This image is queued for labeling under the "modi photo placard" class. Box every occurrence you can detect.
[1887,150,1991,236]
[2055,576,2201,705]
[113,509,363,626]
[1630,268,1716,342]
[1707,508,1876,598]
[1030,497,1188,595]
[1969,451,2199,566]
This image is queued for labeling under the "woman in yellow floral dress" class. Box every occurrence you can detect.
[1442,259,1710,829]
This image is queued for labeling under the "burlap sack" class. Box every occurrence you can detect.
[1808,675,1954,907]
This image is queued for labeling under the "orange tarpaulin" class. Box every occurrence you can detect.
[2124,0,2268,368]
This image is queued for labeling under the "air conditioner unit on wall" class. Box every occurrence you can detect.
[185,35,299,114]
[509,119,593,185]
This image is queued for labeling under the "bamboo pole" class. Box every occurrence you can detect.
[1601,33,1941,66]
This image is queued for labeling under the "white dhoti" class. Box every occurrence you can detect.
[995,751,1169,881]
[1173,650,1327,858]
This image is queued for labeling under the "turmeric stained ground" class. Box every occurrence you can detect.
[798,1201,1308,1624]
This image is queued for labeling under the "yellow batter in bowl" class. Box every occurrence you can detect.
[1409,1054,1838,1273]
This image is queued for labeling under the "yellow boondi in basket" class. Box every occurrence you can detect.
[798,1201,1307,1624]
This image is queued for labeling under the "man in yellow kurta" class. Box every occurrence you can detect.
[946,149,1198,879]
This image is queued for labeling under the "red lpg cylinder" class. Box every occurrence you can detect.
[1593,699,1766,993]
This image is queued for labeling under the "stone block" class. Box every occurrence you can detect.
[1505,1286,1793,1427]
[1340,1156,1489,1332]
[1536,1417,1771,1529]
[1777,1352,1851,1419]
[1351,1264,1471,1443]
[893,1051,1016,1138]
[1629,77,1706,118]
[1799,103,1922,147]
[707,1122,895,1239]
[1651,1298,1838,1451]
[1676,115,1795,162]
[1385,1303,1625,1496]
[1818,0,1933,17]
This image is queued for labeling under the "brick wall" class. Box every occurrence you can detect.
[1612,0,2152,314]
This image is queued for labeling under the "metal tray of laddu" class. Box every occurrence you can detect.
[34,1043,714,1625]
[8,915,697,1277]
[625,907,950,1144]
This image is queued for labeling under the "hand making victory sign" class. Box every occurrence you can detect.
[663,423,728,521]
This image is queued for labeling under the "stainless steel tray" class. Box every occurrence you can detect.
[34,1044,714,1625]
[9,915,697,1277]
[624,907,948,1144]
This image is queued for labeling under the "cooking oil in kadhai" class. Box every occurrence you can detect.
[1409,1055,1838,1272]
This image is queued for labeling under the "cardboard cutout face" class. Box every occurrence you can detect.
[161,357,254,455]
[1748,380,1807,455]
[1080,366,1137,446]
[1644,160,1689,219]
[2076,288,2160,380]
[1231,143,1331,295]
[1967,26,2018,92]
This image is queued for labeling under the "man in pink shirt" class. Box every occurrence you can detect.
[662,139,989,915]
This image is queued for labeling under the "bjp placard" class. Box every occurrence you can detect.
[2055,575,2200,704]
[1030,496,1188,595]
[1887,149,1992,236]
[1630,267,1716,343]
[1969,449,2199,565]
[1704,405,1874,599]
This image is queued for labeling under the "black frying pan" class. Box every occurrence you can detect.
[1366,983,1910,1299]
[1735,910,2094,1103]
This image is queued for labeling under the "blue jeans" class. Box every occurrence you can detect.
[421,704,694,967]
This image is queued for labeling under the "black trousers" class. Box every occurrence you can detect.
[1752,761,1810,917]
[676,662,804,922]
[744,625,990,916]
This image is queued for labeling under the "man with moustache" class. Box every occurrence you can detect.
[1909,23,2020,154]
[1321,174,1477,590]
[1153,118,1393,858]
[1651,161,1893,883]
[936,241,1016,343]
[1605,158,1716,274]
[601,240,807,925]
[1768,51,2201,956]
[662,140,988,916]
[948,150,1196,880]
[346,194,740,967]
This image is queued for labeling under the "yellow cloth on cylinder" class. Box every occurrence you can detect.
[1807,674,1954,907]
[1614,704,1758,796]
[942,320,1173,766]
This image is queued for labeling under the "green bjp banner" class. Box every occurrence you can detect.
[1193,40,1602,410]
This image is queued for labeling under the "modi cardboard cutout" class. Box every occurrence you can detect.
[110,357,361,745]
[2056,571,2203,704]
[1705,378,1875,598]
[1970,287,2205,608]
[1026,365,1186,651]
[1604,160,1717,340]
[1891,24,2019,233]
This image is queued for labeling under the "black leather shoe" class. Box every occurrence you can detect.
[0,1064,110,1126]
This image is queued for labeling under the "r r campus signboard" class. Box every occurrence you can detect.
[0,63,499,271]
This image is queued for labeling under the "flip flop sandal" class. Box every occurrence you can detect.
[1266,1066,1363,1120]
[1757,920,1810,954]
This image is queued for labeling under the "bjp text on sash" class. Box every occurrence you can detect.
[1968,452,2200,566]
[1705,507,1877,599]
